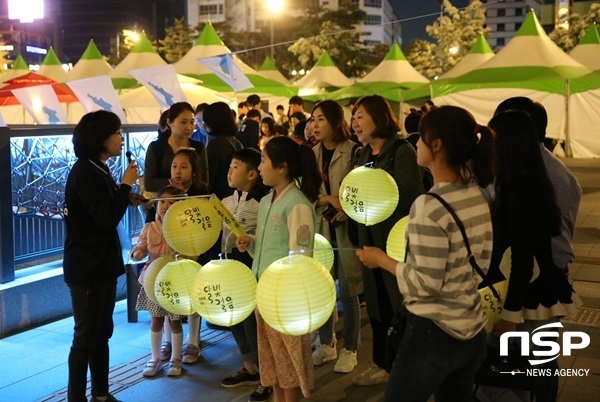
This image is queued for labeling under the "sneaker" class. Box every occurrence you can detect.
[142,359,163,377]
[221,367,260,388]
[167,358,183,377]
[159,341,172,361]
[248,384,273,402]
[334,348,358,373]
[312,342,337,366]
[352,363,388,386]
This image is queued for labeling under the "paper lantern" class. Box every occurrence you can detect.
[313,234,334,271]
[479,280,508,333]
[163,198,221,256]
[339,167,399,226]
[191,259,257,326]
[155,259,202,315]
[143,255,175,304]
[256,254,336,335]
[386,216,409,262]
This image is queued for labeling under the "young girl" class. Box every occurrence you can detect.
[167,147,208,365]
[236,136,322,402]
[357,105,495,401]
[259,117,276,150]
[132,185,185,377]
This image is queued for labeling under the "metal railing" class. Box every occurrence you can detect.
[0,124,157,283]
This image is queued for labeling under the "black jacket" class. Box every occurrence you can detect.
[63,158,131,286]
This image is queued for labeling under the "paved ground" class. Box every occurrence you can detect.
[0,157,599,402]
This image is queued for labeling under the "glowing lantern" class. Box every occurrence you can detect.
[386,216,409,262]
[313,234,334,271]
[339,167,399,226]
[479,280,508,333]
[191,259,257,327]
[143,255,175,304]
[256,254,336,335]
[163,198,220,256]
[155,259,202,315]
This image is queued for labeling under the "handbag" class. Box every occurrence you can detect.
[384,310,408,372]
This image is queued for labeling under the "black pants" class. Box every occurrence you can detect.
[67,282,117,402]
[369,269,394,369]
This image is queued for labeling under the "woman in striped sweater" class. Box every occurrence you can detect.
[357,106,495,402]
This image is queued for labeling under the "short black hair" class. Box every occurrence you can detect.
[274,125,288,136]
[238,101,248,109]
[246,94,261,106]
[289,95,304,106]
[276,104,284,110]
[404,112,422,134]
[494,96,548,142]
[73,110,121,159]
[246,109,261,119]
[195,103,209,114]
[203,102,238,137]
[168,102,194,121]
[291,111,307,121]
[232,148,261,171]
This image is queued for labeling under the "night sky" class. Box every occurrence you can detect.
[391,0,471,44]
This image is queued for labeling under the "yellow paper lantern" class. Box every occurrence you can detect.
[191,259,257,327]
[339,167,399,226]
[143,255,175,304]
[479,280,509,333]
[313,234,334,271]
[256,254,336,336]
[386,216,409,262]
[163,198,221,256]
[155,259,202,315]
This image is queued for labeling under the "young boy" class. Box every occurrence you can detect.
[219,148,272,402]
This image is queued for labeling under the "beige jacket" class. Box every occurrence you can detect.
[313,140,363,296]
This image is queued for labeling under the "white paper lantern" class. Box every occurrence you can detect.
[256,254,336,335]
[192,259,257,326]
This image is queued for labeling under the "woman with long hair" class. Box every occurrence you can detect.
[310,100,363,374]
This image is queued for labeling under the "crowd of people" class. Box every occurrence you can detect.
[63,92,582,402]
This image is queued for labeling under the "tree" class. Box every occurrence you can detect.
[287,6,367,78]
[156,18,194,63]
[549,4,600,52]
[406,0,489,79]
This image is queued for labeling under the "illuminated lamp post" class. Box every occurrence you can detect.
[265,0,284,60]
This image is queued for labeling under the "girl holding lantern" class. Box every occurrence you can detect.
[236,136,322,402]
[132,186,186,378]
[167,147,209,365]
[356,106,495,401]
[310,100,363,374]
[350,95,423,386]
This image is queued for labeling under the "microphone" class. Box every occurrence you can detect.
[126,151,133,164]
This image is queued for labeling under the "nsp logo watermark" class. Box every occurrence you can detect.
[499,322,590,377]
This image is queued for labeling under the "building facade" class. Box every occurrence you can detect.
[186,0,400,47]
[539,0,597,32]
[484,0,544,50]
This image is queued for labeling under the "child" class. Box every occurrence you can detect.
[218,148,271,401]
[167,148,209,365]
[237,136,323,402]
[132,185,185,377]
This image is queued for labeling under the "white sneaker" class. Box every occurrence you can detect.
[334,348,357,373]
[312,342,337,365]
[352,363,388,386]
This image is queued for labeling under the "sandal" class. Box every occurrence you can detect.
[160,341,172,361]
[167,358,183,377]
[181,344,201,364]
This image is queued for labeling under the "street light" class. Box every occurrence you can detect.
[266,0,284,60]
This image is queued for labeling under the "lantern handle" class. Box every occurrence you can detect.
[363,162,375,169]
[146,194,212,202]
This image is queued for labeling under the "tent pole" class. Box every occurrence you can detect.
[564,79,572,158]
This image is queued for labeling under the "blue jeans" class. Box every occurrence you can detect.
[318,252,360,351]
[67,283,117,402]
[384,314,486,402]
